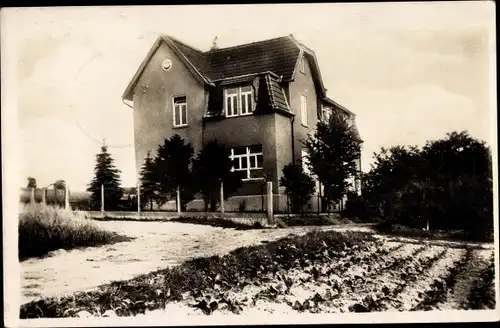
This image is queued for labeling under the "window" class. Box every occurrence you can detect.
[300,94,308,126]
[230,145,264,180]
[225,88,238,117]
[321,105,332,122]
[173,96,187,127]
[240,86,253,115]
[225,85,254,117]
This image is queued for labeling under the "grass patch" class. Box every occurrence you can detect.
[169,216,265,230]
[20,229,375,318]
[278,214,353,227]
[19,203,133,261]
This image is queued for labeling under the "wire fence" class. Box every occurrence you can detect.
[20,181,348,216]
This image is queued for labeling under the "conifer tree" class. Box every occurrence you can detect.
[154,134,195,211]
[139,151,157,210]
[87,145,123,210]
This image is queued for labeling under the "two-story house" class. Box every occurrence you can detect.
[122,34,362,212]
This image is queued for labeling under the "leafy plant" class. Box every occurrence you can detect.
[467,260,496,309]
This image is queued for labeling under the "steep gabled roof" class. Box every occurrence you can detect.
[206,36,300,81]
[122,35,214,101]
[122,34,328,101]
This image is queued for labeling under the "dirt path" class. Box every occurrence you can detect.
[21,221,373,304]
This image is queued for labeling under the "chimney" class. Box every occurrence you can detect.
[210,36,219,50]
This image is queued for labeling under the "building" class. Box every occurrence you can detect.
[122,34,362,212]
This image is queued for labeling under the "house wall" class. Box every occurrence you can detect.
[203,114,278,195]
[287,54,319,169]
[132,41,206,176]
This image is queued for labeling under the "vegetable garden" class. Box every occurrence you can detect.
[20,230,495,318]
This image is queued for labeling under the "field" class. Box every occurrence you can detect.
[20,229,495,318]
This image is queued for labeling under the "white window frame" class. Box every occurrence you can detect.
[173,96,187,127]
[225,88,239,117]
[229,145,264,181]
[224,85,254,117]
[240,86,253,115]
[300,94,308,126]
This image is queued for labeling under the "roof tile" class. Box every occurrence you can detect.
[168,36,300,82]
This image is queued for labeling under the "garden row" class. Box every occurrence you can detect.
[20,230,495,318]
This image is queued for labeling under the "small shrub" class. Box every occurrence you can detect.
[342,192,375,221]
[238,199,247,213]
[280,163,315,213]
[18,203,131,260]
[280,214,352,227]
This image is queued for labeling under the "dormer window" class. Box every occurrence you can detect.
[224,85,254,117]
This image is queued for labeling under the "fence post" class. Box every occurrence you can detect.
[176,185,181,216]
[41,188,46,205]
[266,181,273,224]
[137,180,141,215]
[30,187,35,204]
[64,184,70,210]
[220,180,224,218]
[101,184,104,213]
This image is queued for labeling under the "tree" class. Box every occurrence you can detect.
[27,177,37,188]
[305,112,361,212]
[280,163,315,213]
[53,180,66,205]
[192,140,242,212]
[139,151,157,210]
[154,134,194,211]
[54,180,66,190]
[86,145,123,210]
[363,131,493,240]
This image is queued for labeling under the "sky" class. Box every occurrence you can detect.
[5,2,496,192]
